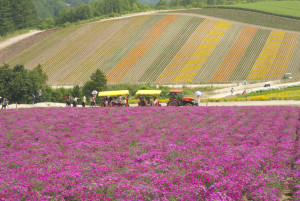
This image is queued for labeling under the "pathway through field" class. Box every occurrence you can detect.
[0,30,42,50]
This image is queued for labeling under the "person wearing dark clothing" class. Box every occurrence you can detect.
[38,89,43,102]
[32,94,36,104]
[1,98,7,110]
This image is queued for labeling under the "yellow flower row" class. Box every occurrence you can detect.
[247,31,285,80]
[156,19,218,83]
[174,21,232,83]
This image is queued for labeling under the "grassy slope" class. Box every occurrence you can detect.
[227,1,300,18]
[169,8,300,32]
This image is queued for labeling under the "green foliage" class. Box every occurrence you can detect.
[0,0,37,36]
[139,0,161,6]
[36,18,56,29]
[0,63,74,104]
[0,0,14,35]
[33,0,95,18]
[82,69,107,98]
[156,0,170,9]
[33,64,48,85]
[72,85,81,98]
[0,64,40,103]
[54,0,150,25]
[39,86,73,103]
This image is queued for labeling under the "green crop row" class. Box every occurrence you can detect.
[170,8,300,32]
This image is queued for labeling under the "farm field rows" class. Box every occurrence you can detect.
[120,16,202,83]
[192,24,243,82]
[0,107,300,200]
[64,15,152,85]
[4,13,300,85]
[172,8,300,32]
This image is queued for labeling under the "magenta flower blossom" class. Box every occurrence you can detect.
[0,106,299,200]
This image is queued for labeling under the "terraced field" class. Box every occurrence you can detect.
[3,13,300,85]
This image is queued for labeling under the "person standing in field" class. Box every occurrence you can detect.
[82,96,86,107]
[1,98,7,110]
[32,93,36,104]
[38,89,43,102]
[73,97,79,107]
[66,94,71,107]
[231,88,234,95]
[90,96,95,107]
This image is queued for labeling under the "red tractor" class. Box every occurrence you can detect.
[167,90,198,106]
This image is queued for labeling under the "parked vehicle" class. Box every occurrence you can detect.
[98,90,129,107]
[135,90,161,106]
[167,90,198,106]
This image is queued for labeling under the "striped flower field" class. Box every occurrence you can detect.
[0,107,300,200]
[4,13,300,85]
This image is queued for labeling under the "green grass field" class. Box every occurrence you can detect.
[169,8,300,32]
[228,1,300,18]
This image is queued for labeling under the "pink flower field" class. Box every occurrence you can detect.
[0,106,300,200]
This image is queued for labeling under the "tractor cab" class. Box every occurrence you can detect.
[167,90,197,106]
[135,90,161,106]
[98,90,130,107]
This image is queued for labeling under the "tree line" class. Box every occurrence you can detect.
[0,0,38,36]
[0,63,107,104]
[0,0,150,35]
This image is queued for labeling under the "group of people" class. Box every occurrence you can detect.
[100,96,127,107]
[65,94,87,107]
[32,89,43,104]
[138,96,159,107]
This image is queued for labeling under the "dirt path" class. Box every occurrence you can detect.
[206,81,300,99]
[0,30,43,50]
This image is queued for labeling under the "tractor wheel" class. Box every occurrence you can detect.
[185,103,193,106]
[168,100,178,106]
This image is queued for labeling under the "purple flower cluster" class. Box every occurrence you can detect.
[0,106,299,200]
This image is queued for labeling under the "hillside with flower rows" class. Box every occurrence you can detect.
[1,107,300,200]
[4,13,300,85]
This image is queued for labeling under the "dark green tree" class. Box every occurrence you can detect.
[75,3,93,21]
[0,64,13,99]
[33,64,48,86]
[82,69,107,97]
[155,0,169,9]
[0,0,14,36]
[11,0,38,29]
[72,84,81,98]
[0,64,42,104]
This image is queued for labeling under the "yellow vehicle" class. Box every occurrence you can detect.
[135,90,161,107]
[98,90,129,107]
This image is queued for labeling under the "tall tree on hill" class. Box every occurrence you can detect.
[155,0,169,9]
[75,3,93,20]
[10,0,38,29]
[0,0,14,36]
[82,69,107,98]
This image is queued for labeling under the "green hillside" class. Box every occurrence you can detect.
[170,8,300,32]
[227,1,300,18]
[2,12,299,86]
